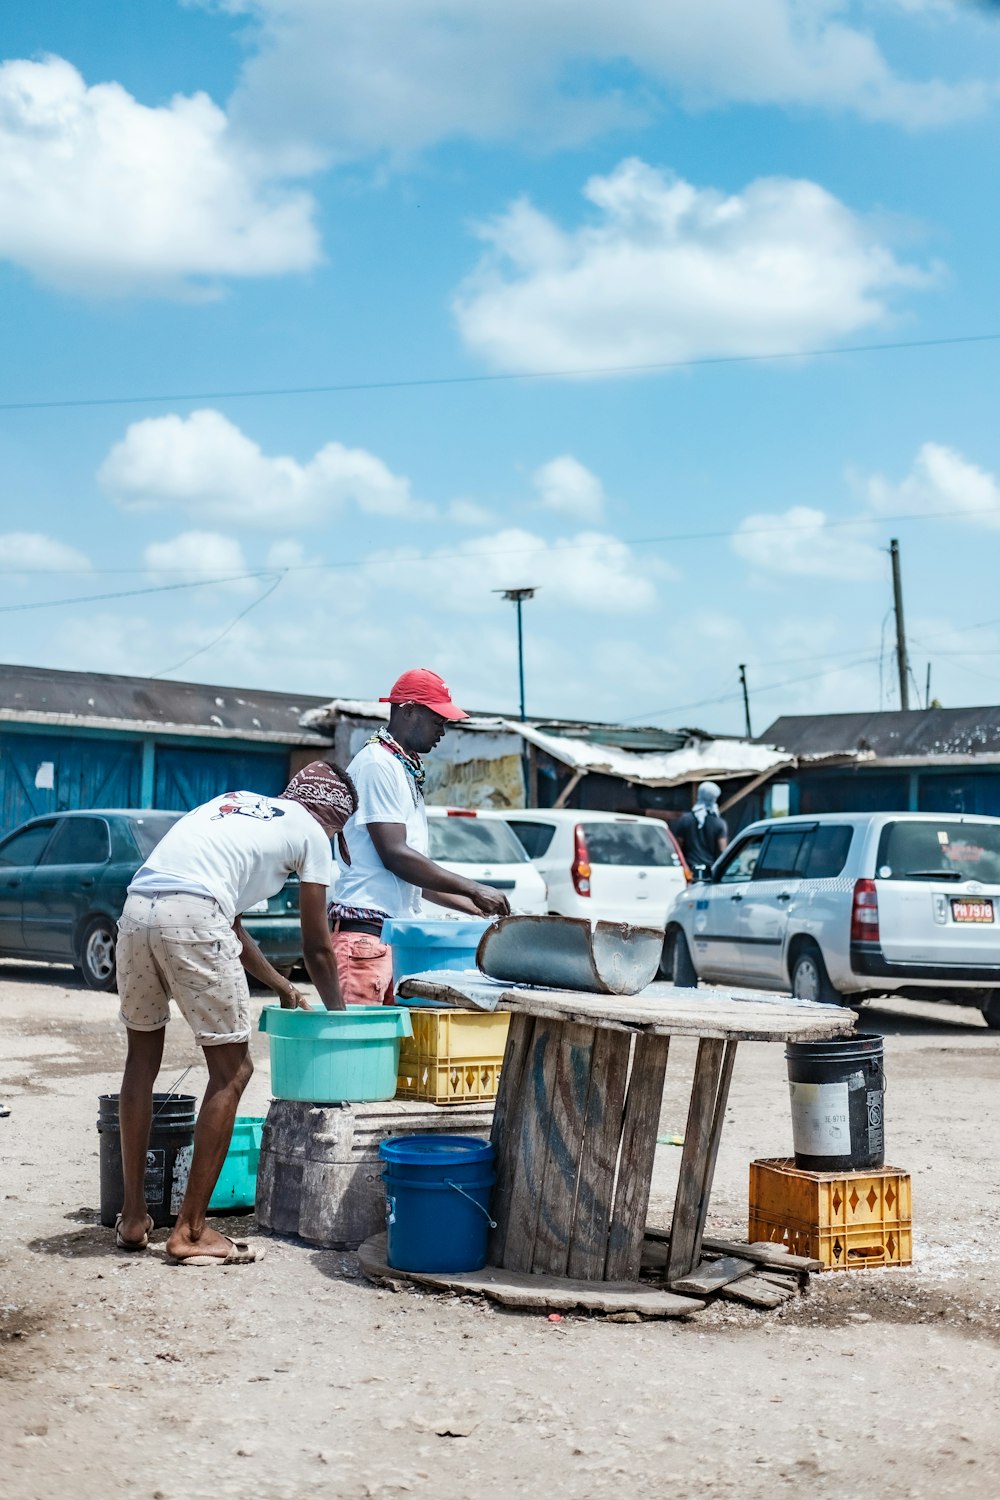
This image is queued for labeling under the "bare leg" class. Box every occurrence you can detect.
[118,1027,166,1245]
[165,1041,252,1262]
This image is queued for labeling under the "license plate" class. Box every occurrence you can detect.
[245,899,269,915]
[952,899,994,924]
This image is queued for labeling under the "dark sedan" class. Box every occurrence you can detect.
[0,809,304,990]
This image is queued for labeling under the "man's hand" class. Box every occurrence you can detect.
[279,981,312,1010]
[467,883,511,919]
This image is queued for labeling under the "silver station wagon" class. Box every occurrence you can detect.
[663,812,1000,1027]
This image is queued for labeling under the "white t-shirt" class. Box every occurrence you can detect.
[129,792,334,923]
[333,742,428,919]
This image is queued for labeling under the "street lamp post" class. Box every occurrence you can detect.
[496,586,538,807]
[496,587,538,720]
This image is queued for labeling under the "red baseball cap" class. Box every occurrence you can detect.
[380,668,469,721]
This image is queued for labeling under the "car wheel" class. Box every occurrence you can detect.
[790,944,841,1005]
[980,991,1000,1029]
[664,927,698,988]
[78,915,118,992]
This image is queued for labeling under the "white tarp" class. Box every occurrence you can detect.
[506,722,794,788]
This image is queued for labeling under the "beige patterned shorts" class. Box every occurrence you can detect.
[116,892,250,1047]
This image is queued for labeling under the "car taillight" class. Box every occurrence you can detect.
[851,878,880,943]
[446,808,476,817]
[571,824,592,897]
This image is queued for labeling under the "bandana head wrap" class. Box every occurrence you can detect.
[283,761,357,861]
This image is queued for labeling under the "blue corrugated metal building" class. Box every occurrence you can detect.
[0,664,334,835]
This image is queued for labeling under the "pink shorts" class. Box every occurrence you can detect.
[331,930,394,1006]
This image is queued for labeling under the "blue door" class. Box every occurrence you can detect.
[153,746,289,812]
[0,735,141,835]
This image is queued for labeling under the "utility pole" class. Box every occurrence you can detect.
[889,538,910,711]
[739,663,752,739]
[496,587,539,807]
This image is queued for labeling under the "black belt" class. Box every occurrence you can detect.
[333,918,384,937]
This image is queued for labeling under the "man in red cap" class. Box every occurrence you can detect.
[329,669,510,1004]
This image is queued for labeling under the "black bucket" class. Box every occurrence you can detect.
[785,1034,885,1173]
[97,1093,197,1228]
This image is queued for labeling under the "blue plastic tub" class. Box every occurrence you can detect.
[259,1005,412,1103]
[382,918,489,985]
[208,1116,264,1212]
[380,1135,496,1273]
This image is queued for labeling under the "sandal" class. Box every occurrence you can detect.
[168,1236,266,1267]
[115,1213,154,1252]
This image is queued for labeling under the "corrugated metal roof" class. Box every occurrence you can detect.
[0,663,334,745]
[761,707,1000,761]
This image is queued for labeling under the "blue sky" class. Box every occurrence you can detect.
[2,1,1000,734]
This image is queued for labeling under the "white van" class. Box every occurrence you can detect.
[664,811,1000,1025]
[478,809,689,929]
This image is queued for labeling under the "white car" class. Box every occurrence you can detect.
[475,808,688,930]
[663,811,1000,1026]
[425,808,548,914]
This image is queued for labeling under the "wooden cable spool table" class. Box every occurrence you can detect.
[397,975,854,1289]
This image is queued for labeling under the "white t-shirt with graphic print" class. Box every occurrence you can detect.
[129,792,333,923]
[333,742,428,920]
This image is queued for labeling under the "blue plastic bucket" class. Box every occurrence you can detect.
[259,1005,412,1103]
[379,1134,496,1273]
[382,918,489,985]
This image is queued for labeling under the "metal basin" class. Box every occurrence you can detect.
[476,914,663,996]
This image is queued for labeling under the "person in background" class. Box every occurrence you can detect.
[673,780,729,880]
[114,761,356,1265]
[329,668,510,1005]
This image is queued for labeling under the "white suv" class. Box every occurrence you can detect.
[426,808,548,914]
[479,809,688,930]
[664,811,1000,1026]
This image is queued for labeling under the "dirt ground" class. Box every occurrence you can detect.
[2,962,999,1500]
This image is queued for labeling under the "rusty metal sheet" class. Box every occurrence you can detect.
[475,914,664,996]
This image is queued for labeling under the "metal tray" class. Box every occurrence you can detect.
[475,914,664,996]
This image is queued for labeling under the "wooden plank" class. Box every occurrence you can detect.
[487,1013,535,1266]
[567,1028,632,1281]
[664,1037,726,1284]
[358,1233,704,1318]
[530,1022,596,1277]
[718,1274,796,1309]
[643,1227,823,1274]
[497,1019,561,1273]
[670,1255,756,1296]
[688,1039,738,1270]
[604,1033,670,1281]
[399,976,855,1043]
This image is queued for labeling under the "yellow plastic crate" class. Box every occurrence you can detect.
[396,1009,509,1106]
[749,1157,912,1272]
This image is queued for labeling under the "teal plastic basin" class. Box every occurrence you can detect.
[258,1005,413,1103]
[382,917,489,985]
[208,1116,264,1212]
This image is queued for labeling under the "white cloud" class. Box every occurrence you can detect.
[447,499,496,528]
[143,531,254,592]
[867,442,1000,530]
[0,56,319,296]
[454,159,933,374]
[372,528,658,614]
[731,505,886,580]
[532,456,606,522]
[218,0,988,165]
[98,409,426,526]
[265,538,308,569]
[0,533,91,574]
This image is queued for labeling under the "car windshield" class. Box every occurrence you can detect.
[129,814,182,858]
[582,822,679,867]
[877,820,1000,883]
[428,817,529,864]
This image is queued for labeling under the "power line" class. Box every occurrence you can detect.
[0,570,270,613]
[3,500,1000,592]
[151,574,284,678]
[1,331,999,414]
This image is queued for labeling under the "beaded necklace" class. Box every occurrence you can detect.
[369,726,426,790]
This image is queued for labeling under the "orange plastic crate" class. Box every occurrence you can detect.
[749,1157,912,1271]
